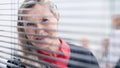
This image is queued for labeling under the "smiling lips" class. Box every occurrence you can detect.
[36,37,45,41]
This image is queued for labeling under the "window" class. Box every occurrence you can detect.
[0,0,120,68]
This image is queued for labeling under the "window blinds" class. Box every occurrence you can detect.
[0,0,120,68]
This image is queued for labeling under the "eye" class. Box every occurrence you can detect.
[27,23,35,26]
[41,19,49,24]
[43,19,48,22]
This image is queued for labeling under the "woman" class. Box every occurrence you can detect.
[7,0,99,68]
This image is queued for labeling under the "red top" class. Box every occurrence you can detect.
[38,39,70,68]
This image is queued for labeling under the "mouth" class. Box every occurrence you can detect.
[36,37,45,41]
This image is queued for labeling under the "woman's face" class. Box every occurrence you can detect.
[23,4,60,49]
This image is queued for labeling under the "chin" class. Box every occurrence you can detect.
[33,43,50,49]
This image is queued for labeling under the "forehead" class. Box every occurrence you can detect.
[23,4,53,19]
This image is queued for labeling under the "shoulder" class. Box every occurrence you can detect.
[7,58,26,68]
[68,43,92,55]
[68,43,100,68]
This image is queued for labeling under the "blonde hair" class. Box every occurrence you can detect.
[17,0,58,68]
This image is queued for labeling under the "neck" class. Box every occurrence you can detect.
[52,39,61,51]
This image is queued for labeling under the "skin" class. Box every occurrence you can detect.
[113,15,120,29]
[102,38,109,51]
[81,37,89,48]
[23,4,60,53]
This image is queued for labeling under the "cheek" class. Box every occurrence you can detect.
[27,36,33,40]
[50,23,58,36]
[25,29,35,39]
[48,25,58,36]
[25,29,35,34]
[49,18,58,31]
